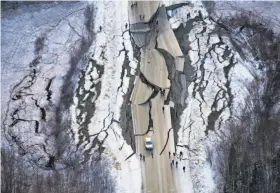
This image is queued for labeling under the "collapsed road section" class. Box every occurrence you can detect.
[128,1,185,192]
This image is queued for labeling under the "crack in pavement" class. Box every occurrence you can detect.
[134,100,153,136]
[119,29,141,152]
[159,128,173,155]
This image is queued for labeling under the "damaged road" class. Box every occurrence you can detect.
[128,2,184,193]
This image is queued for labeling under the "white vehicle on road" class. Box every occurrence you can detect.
[145,137,153,150]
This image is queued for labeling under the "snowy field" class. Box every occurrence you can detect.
[2,1,272,193]
[1,2,86,119]
[70,1,141,192]
[212,1,280,33]
[1,1,88,165]
[1,2,141,192]
[167,1,255,192]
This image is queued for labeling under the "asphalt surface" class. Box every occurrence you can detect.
[129,1,183,192]
[156,6,184,72]
[130,76,154,105]
[140,49,170,89]
[128,1,161,24]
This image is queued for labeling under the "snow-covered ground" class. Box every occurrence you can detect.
[1,1,89,166]
[70,1,141,192]
[2,2,141,192]
[2,1,269,193]
[1,2,86,120]
[212,1,280,33]
[167,1,255,192]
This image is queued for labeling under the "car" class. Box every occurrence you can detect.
[145,137,153,150]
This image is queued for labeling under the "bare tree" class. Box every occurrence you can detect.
[212,10,280,193]
[1,146,116,193]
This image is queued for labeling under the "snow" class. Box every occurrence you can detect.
[212,1,280,33]
[2,2,141,191]
[129,59,138,70]
[70,1,141,192]
[2,2,142,191]
[169,17,181,29]
[1,1,88,167]
[168,1,255,192]
[2,1,264,192]
[98,131,107,141]
[105,123,141,193]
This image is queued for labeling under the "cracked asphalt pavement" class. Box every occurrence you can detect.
[129,1,183,192]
